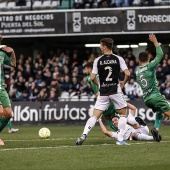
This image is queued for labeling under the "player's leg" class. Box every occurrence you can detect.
[134,133,154,141]
[154,113,164,130]
[110,93,129,145]
[0,90,12,132]
[0,104,4,145]
[76,96,110,145]
[145,95,169,142]
[8,120,19,133]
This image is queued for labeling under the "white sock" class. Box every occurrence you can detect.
[118,116,127,141]
[127,116,138,125]
[136,133,153,140]
[82,116,97,136]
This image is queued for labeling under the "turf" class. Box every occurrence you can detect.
[0,124,170,170]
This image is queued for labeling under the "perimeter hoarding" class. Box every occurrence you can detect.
[0,11,65,36]
[11,100,157,124]
[0,7,170,37]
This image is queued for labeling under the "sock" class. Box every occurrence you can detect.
[154,113,164,130]
[0,117,9,132]
[117,116,127,141]
[7,120,12,129]
[82,116,97,136]
[136,133,153,140]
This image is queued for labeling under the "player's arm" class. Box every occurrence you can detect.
[118,56,130,89]
[91,73,99,86]
[127,102,137,116]
[91,58,99,86]
[148,34,163,68]
[98,119,112,137]
[1,46,16,67]
[10,49,16,67]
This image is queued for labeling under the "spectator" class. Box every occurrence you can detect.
[124,78,139,100]
[156,66,166,84]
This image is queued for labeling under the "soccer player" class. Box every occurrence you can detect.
[7,121,19,134]
[98,116,154,141]
[136,33,170,142]
[0,39,16,145]
[83,61,146,132]
[76,38,130,145]
[4,65,19,134]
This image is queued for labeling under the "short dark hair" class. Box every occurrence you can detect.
[100,38,113,50]
[138,52,149,63]
[83,62,93,69]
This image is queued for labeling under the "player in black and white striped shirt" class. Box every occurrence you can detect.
[76,38,130,145]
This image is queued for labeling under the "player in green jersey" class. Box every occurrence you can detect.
[136,34,170,142]
[0,38,16,145]
[84,61,146,132]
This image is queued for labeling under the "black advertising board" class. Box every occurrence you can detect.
[67,10,123,33]
[1,7,170,37]
[124,8,170,32]
[0,11,65,37]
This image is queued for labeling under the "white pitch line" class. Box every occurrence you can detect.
[3,137,99,142]
[1,140,170,152]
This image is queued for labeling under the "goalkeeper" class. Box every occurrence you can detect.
[84,62,146,132]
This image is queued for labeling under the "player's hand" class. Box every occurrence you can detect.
[120,81,125,89]
[0,45,6,49]
[149,34,158,44]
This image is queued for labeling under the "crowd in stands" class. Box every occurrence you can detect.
[0,0,169,11]
[5,46,170,102]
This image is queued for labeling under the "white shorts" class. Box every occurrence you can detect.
[94,93,127,111]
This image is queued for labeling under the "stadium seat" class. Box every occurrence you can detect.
[133,0,140,5]
[6,1,16,9]
[59,92,70,101]
[51,0,60,8]
[70,96,79,101]
[42,0,52,8]
[33,0,42,9]
[0,1,7,10]
[80,96,89,101]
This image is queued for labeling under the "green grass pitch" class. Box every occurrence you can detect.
[1,124,170,170]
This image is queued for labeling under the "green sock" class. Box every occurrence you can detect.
[7,120,12,129]
[0,117,9,132]
[108,120,118,132]
[154,113,164,130]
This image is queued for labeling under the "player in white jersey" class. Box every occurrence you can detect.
[98,116,154,141]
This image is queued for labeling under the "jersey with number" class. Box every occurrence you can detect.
[86,75,99,94]
[0,51,11,90]
[136,46,163,102]
[92,54,128,96]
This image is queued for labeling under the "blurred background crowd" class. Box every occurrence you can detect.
[5,47,170,101]
[0,0,168,11]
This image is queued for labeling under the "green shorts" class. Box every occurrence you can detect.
[0,89,11,108]
[145,93,170,113]
[103,103,118,118]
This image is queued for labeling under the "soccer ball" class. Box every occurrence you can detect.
[39,127,51,139]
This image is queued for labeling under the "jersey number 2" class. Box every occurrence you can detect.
[105,66,112,81]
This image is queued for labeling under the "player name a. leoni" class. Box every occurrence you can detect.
[100,60,117,65]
